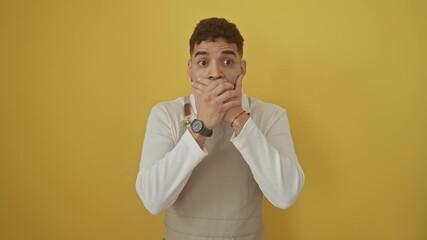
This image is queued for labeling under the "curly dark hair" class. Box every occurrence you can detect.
[189,17,244,57]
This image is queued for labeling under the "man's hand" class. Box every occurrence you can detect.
[222,74,245,125]
[191,78,240,129]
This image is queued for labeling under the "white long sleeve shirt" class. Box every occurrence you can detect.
[136,94,305,215]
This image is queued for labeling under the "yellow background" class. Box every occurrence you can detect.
[1,0,426,239]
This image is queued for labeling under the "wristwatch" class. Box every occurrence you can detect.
[191,119,213,137]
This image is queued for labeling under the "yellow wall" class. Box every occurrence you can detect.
[1,0,426,239]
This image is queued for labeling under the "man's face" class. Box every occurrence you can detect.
[188,38,246,86]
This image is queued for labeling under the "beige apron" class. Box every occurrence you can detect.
[163,96,265,240]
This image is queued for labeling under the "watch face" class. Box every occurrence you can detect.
[192,120,203,133]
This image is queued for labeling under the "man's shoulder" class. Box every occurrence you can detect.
[249,97,287,114]
[151,96,186,111]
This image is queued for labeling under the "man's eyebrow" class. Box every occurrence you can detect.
[194,51,208,57]
[221,50,236,56]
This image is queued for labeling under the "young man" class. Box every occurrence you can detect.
[136,17,305,240]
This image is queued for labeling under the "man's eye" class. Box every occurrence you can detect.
[224,59,233,65]
[198,60,207,66]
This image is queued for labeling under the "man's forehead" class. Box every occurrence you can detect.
[193,39,239,57]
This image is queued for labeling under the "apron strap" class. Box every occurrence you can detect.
[183,96,191,128]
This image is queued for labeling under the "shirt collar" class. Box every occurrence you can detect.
[189,92,251,115]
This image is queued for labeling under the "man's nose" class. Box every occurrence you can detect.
[208,62,224,80]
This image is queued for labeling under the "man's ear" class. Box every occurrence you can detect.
[187,59,192,79]
[240,60,247,76]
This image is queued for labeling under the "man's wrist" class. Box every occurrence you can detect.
[230,110,247,127]
[189,128,206,148]
[191,119,213,137]
[231,112,249,135]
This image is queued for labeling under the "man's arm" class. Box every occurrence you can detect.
[135,104,207,215]
[194,75,304,208]
[231,106,305,209]
[136,77,238,215]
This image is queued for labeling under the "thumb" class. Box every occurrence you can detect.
[235,74,244,91]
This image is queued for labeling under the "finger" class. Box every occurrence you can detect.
[207,79,231,92]
[195,78,218,87]
[211,82,235,96]
[222,98,240,110]
[192,86,202,97]
[222,94,239,103]
[217,89,239,103]
[192,78,216,89]
[191,81,206,92]
[234,74,244,91]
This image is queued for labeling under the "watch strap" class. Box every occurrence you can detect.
[199,126,213,137]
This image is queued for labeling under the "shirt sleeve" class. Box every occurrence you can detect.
[135,104,207,215]
[231,108,305,209]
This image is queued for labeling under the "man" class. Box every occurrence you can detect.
[136,17,305,240]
